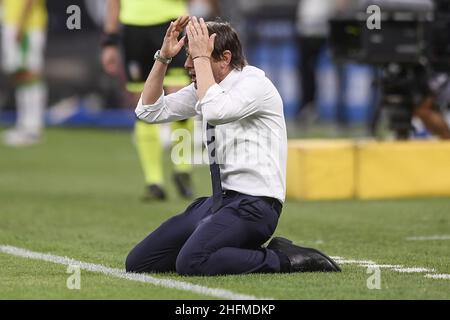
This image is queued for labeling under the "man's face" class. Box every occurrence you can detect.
[184,49,222,89]
[184,54,197,87]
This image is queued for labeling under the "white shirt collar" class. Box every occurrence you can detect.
[217,68,241,91]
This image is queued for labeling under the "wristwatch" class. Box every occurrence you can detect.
[154,50,172,65]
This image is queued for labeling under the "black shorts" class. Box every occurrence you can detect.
[122,22,189,93]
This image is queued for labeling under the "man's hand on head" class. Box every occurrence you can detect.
[186,16,216,60]
[186,17,217,100]
[160,16,190,59]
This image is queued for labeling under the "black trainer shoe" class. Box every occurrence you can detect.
[173,172,194,199]
[142,184,167,201]
[267,237,341,273]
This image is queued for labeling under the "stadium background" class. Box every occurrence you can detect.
[0,0,376,127]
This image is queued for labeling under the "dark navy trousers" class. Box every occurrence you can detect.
[125,192,282,275]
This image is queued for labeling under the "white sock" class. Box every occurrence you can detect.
[15,82,47,136]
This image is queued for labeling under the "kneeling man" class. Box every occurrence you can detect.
[127,16,340,275]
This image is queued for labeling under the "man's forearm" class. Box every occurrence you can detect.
[104,0,120,34]
[142,61,169,105]
[194,58,216,100]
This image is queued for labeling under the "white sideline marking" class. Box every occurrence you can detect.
[392,267,436,273]
[284,241,447,281]
[333,259,404,269]
[406,235,450,241]
[332,258,376,265]
[359,264,404,269]
[0,245,271,300]
[425,274,450,280]
[358,263,403,269]
[294,240,324,245]
[331,256,440,278]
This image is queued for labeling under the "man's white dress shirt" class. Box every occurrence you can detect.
[135,65,287,202]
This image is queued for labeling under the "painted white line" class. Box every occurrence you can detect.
[292,240,448,281]
[331,257,434,271]
[294,240,324,245]
[392,267,436,273]
[406,235,450,241]
[425,274,450,280]
[343,260,376,265]
[332,259,376,265]
[332,255,440,278]
[359,264,404,269]
[331,256,344,260]
[0,245,271,300]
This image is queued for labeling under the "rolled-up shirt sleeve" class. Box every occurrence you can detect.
[135,84,199,124]
[196,77,263,125]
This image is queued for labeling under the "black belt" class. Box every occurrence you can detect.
[223,190,283,216]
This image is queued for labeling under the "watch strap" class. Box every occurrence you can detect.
[154,50,172,65]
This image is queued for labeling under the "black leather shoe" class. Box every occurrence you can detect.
[173,172,194,199]
[142,184,167,202]
[267,237,341,273]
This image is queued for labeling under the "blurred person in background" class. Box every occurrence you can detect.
[101,0,218,201]
[1,0,47,146]
[414,73,450,139]
[188,0,220,20]
[296,0,354,125]
[295,0,336,123]
[412,1,450,139]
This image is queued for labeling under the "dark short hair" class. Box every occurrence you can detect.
[206,20,247,70]
[185,19,247,70]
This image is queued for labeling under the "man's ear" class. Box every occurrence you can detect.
[221,50,232,66]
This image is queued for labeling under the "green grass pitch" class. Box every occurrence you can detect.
[0,128,449,299]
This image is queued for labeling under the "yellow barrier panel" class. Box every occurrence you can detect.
[356,140,450,199]
[287,139,450,200]
[286,140,355,200]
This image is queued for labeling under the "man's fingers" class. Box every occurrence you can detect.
[199,17,209,37]
[167,16,188,39]
[176,15,189,25]
[187,22,198,38]
[179,16,190,28]
[168,16,185,35]
[172,19,181,34]
[186,24,191,37]
[165,21,174,37]
[191,16,202,36]
[175,36,186,51]
[186,24,195,41]
[189,21,198,36]
[177,18,190,33]
[173,16,185,30]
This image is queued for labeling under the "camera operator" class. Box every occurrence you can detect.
[328,0,450,139]
[413,0,450,139]
[414,73,450,139]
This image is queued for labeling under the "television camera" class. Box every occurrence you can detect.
[329,0,450,139]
